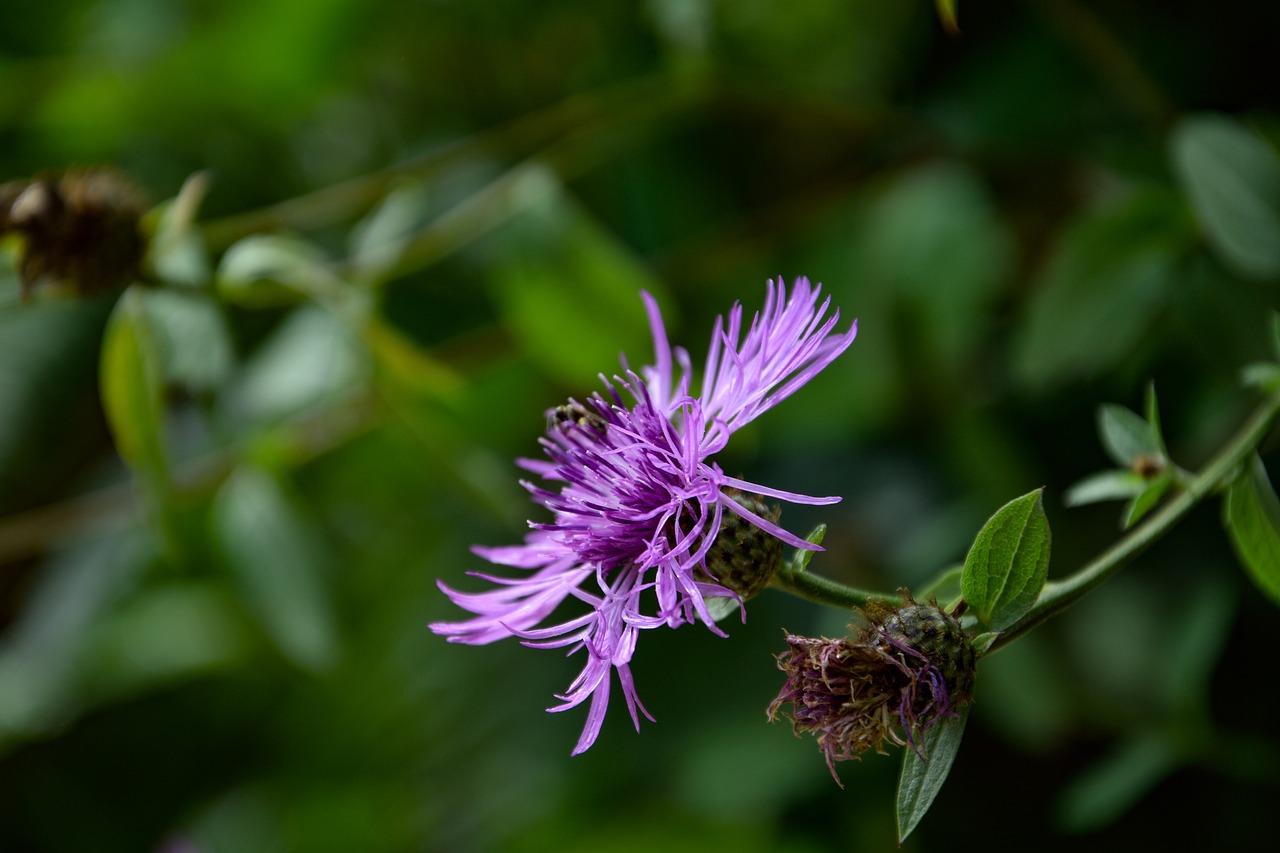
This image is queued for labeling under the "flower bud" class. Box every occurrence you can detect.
[702,490,783,602]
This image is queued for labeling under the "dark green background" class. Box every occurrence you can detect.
[2,1,1278,850]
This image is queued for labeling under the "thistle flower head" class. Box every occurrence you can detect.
[431,277,857,753]
[768,592,976,785]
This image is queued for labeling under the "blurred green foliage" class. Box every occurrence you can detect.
[2,0,1280,850]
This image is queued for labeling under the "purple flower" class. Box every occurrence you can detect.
[431,277,857,753]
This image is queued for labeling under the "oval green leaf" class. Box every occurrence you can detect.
[1171,113,1280,280]
[1224,454,1280,609]
[1099,403,1158,467]
[961,489,1051,630]
[896,706,970,843]
[100,286,168,490]
[211,466,339,670]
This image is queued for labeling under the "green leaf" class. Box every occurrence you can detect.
[1099,403,1159,467]
[1224,454,1280,608]
[485,176,670,386]
[1144,382,1167,457]
[1123,474,1174,529]
[1171,113,1280,280]
[961,489,1051,630]
[896,706,970,843]
[216,234,349,308]
[142,289,234,393]
[971,631,998,656]
[1064,470,1147,507]
[790,524,827,572]
[100,286,168,490]
[1012,188,1193,387]
[211,466,339,670]
[934,0,960,34]
[1241,362,1280,392]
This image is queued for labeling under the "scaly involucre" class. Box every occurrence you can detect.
[431,277,858,753]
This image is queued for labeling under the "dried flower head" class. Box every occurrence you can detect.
[432,277,857,753]
[769,592,976,784]
[1,168,147,300]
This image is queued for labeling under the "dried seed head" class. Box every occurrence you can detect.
[2,168,147,300]
[769,591,976,784]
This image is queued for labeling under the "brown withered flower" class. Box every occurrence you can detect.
[1,168,147,300]
[768,591,976,785]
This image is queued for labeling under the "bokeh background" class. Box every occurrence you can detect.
[2,1,1279,850]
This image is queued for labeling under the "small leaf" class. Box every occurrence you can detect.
[1224,454,1280,608]
[211,466,339,670]
[790,524,827,572]
[971,631,998,656]
[1171,113,1280,280]
[1099,403,1159,467]
[1144,382,1167,457]
[961,489,1051,630]
[896,706,970,843]
[100,286,168,490]
[1064,470,1147,507]
[933,0,960,34]
[1123,474,1174,529]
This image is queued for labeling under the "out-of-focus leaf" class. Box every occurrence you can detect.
[223,305,367,426]
[211,466,339,670]
[1144,383,1167,456]
[1241,362,1280,391]
[1013,189,1194,386]
[100,285,168,490]
[85,582,250,698]
[1123,474,1173,529]
[348,182,433,283]
[961,489,1051,630]
[896,706,969,843]
[142,288,234,393]
[1099,403,1159,467]
[216,234,348,308]
[485,176,668,386]
[1161,577,1235,710]
[934,0,960,34]
[1224,454,1280,608]
[145,171,212,287]
[1171,113,1280,280]
[0,531,151,746]
[1064,470,1147,507]
[1055,733,1178,834]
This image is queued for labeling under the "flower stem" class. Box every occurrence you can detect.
[771,563,899,610]
[991,391,1280,652]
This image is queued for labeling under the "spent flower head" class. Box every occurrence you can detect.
[769,592,976,785]
[431,277,857,753]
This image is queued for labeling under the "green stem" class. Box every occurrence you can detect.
[992,391,1280,652]
[770,562,899,610]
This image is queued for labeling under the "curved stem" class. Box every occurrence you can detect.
[770,563,899,610]
[992,391,1280,652]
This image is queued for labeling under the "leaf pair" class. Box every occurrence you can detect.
[897,487,1052,841]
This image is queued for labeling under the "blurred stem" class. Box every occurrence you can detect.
[993,391,1280,652]
[771,563,899,611]
[200,74,702,251]
[1031,0,1177,127]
